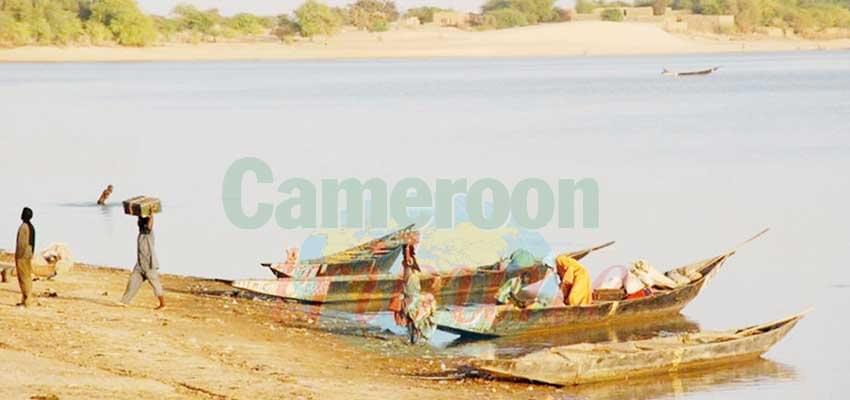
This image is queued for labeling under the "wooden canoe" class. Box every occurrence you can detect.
[662,66,720,76]
[434,230,769,337]
[474,311,806,386]
[262,224,416,278]
[232,241,614,311]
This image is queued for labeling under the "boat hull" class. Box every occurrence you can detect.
[435,256,726,337]
[475,313,804,386]
[232,263,550,312]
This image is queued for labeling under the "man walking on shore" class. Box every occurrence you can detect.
[119,214,166,310]
[15,207,35,307]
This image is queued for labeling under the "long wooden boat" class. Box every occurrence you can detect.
[473,311,806,386]
[262,224,416,278]
[232,241,614,311]
[434,230,769,337]
[662,66,720,76]
[563,358,794,400]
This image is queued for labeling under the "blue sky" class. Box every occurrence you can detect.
[138,0,574,16]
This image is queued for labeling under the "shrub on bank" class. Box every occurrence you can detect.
[482,8,530,28]
[601,8,624,21]
[295,0,342,38]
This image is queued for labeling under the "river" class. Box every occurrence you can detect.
[1,51,848,398]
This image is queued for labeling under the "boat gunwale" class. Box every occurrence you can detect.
[435,254,731,337]
[474,311,806,386]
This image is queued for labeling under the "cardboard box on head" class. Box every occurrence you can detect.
[123,196,162,217]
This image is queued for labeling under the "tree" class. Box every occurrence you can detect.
[227,13,267,36]
[294,0,341,38]
[404,6,448,23]
[348,0,398,32]
[483,7,530,28]
[482,0,557,24]
[0,11,32,46]
[575,0,597,13]
[90,0,156,46]
[601,8,624,21]
[273,14,300,41]
[172,3,222,40]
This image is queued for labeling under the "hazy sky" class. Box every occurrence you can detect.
[138,0,574,16]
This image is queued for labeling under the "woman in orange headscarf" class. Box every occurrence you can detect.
[555,254,592,306]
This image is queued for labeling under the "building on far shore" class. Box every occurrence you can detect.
[574,6,735,34]
[432,11,471,28]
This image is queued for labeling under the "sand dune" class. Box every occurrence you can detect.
[1,22,848,62]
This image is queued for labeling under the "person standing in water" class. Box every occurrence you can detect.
[15,207,35,307]
[120,214,166,309]
[97,184,114,205]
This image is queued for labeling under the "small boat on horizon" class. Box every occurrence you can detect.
[662,66,720,76]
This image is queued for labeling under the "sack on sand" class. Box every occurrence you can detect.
[31,243,74,277]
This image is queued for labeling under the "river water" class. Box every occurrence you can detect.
[2,51,849,398]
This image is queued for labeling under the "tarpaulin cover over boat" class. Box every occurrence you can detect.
[264,224,417,278]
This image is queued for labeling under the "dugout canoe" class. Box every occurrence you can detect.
[662,66,720,76]
[435,229,769,337]
[262,225,416,278]
[232,241,614,311]
[473,311,806,386]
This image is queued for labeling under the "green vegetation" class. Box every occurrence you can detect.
[294,0,341,38]
[3,0,848,48]
[348,0,398,32]
[671,0,850,36]
[404,6,449,23]
[482,7,530,28]
[477,0,565,28]
[272,14,300,42]
[600,8,625,21]
[90,0,156,46]
[0,0,156,46]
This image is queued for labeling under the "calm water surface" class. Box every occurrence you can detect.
[2,51,849,398]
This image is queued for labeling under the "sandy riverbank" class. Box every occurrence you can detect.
[0,250,800,399]
[1,22,848,63]
[0,253,550,400]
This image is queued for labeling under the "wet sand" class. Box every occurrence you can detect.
[1,22,848,63]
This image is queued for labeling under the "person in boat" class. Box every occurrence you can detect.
[97,184,113,205]
[555,254,592,306]
[13,207,36,306]
[495,271,533,308]
[399,243,437,344]
[119,214,166,310]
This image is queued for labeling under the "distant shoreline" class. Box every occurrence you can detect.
[2,22,848,63]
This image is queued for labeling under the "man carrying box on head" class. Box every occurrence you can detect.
[119,196,165,310]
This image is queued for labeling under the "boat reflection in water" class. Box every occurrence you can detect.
[562,358,796,400]
[442,314,701,359]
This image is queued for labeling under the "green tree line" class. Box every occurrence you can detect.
[3,0,848,47]
[575,0,850,35]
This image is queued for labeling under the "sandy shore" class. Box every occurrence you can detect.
[1,22,848,63]
[0,252,557,400]
[0,250,801,399]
